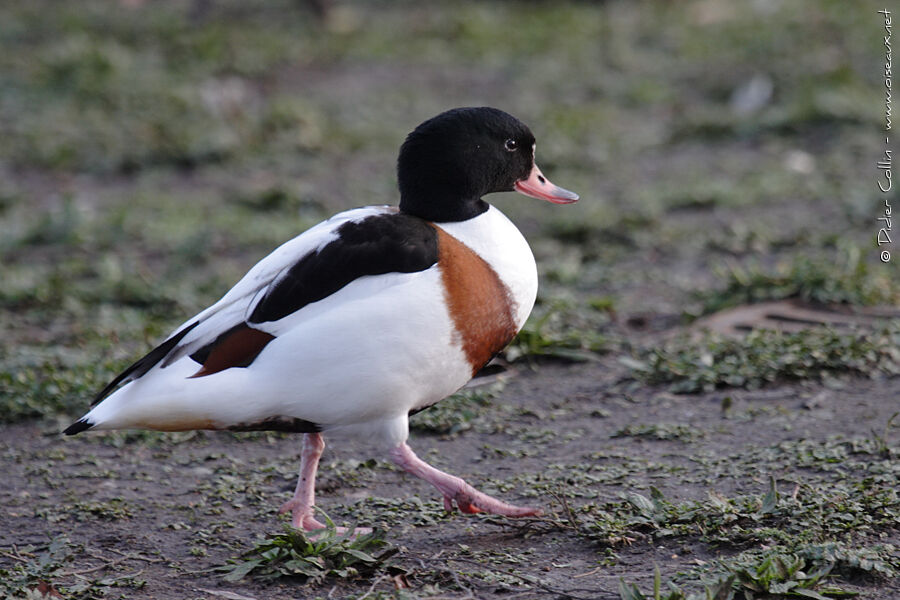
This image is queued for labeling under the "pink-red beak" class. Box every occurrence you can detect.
[514,163,579,204]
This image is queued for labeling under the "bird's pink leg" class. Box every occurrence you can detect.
[388,442,541,517]
[278,433,372,535]
[279,432,328,530]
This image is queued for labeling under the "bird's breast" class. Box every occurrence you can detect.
[433,226,518,375]
[433,206,539,373]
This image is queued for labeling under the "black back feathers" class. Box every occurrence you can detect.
[249,213,438,323]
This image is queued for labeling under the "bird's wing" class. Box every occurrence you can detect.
[91,206,439,406]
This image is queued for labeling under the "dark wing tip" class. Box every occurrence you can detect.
[63,418,93,436]
[91,320,200,407]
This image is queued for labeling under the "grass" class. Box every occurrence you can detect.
[220,517,396,583]
[597,478,899,599]
[629,324,900,393]
[696,247,900,315]
[35,498,134,524]
[505,298,612,363]
[619,548,887,600]
[336,497,450,530]
[612,423,705,443]
[605,479,900,550]
[0,536,147,599]
[620,543,898,600]
[497,431,900,599]
[409,386,497,437]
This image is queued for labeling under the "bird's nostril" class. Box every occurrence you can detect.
[537,175,546,185]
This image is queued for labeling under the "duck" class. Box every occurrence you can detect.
[64,107,578,531]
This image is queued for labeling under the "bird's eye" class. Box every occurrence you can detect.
[504,139,518,152]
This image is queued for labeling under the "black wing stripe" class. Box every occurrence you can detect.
[249,213,438,324]
[226,417,322,433]
[91,321,200,406]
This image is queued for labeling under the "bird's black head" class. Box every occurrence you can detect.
[397,107,577,222]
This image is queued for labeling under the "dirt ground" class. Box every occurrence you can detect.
[3,359,899,599]
[2,1,899,599]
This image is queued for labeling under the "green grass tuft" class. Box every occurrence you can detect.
[220,514,396,583]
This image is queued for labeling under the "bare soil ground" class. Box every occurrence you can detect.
[3,360,899,598]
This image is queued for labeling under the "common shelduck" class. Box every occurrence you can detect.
[64,107,578,531]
